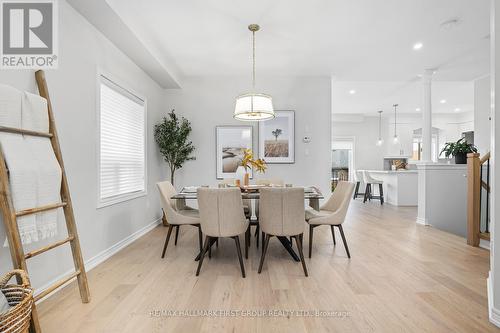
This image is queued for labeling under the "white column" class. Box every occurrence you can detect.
[421,69,433,162]
[490,0,500,328]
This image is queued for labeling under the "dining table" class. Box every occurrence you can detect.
[171,185,324,262]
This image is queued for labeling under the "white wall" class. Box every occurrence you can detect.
[163,76,332,197]
[475,75,491,155]
[332,116,387,171]
[0,1,166,290]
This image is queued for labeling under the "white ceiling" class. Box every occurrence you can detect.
[106,0,490,81]
[332,80,475,115]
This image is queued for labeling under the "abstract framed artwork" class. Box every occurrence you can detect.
[216,126,253,179]
[258,110,295,163]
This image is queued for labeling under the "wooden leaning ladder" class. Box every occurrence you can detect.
[0,70,90,333]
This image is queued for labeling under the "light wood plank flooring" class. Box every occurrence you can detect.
[38,201,498,332]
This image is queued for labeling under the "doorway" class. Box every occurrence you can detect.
[332,137,355,191]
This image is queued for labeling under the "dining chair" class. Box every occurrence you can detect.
[362,171,384,204]
[252,178,285,246]
[306,181,355,258]
[157,181,202,259]
[219,178,252,217]
[258,188,308,276]
[219,178,258,250]
[196,188,249,277]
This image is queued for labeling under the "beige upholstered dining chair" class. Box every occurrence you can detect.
[306,181,355,258]
[157,181,202,259]
[196,188,249,277]
[252,178,284,241]
[221,178,260,249]
[258,188,308,276]
[219,178,252,217]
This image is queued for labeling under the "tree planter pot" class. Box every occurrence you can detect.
[454,153,467,164]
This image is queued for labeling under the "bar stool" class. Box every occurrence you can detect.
[362,171,384,204]
[352,170,364,199]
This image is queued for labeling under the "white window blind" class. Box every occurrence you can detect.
[99,75,146,205]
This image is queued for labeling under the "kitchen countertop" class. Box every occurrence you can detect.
[360,169,418,174]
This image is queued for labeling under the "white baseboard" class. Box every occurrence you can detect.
[416,216,429,225]
[35,217,162,303]
[480,239,491,250]
[488,272,500,328]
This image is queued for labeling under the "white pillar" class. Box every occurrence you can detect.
[421,69,433,162]
[489,0,500,327]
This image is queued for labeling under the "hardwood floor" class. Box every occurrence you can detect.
[37,201,498,332]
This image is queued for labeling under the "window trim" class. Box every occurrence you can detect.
[96,69,148,209]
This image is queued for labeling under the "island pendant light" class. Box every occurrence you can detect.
[376,110,384,146]
[393,104,399,143]
[234,24,275,121]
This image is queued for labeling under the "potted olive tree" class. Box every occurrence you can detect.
[440,138,477,164]
[154,109,196,185]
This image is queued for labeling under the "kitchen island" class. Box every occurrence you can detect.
[359,170,418,206]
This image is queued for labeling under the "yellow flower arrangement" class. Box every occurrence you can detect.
[241,149,267,173]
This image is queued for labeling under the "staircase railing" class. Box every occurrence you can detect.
[467,152,490,246]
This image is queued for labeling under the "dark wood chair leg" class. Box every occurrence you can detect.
[233,236,246,278]
[197,225,203,253]
[174,225,180,245]
[161,224,174,258]
[337,225,351,258]
[353,181,360,199]
[289,237,293,246]
[295,234,308,277]
[245,227,250,259]
[262,232,265,255]
[363,184,369,203]
[256,225,259,248]
[196,236,211,276]
[247,225,252,248]
[258,234,271,273]
[308,224,314,258]
[208,239,212,258]
[368,184,372,201]
[330,225,336,245]
[216,238,219,248]
[379,183,384,205]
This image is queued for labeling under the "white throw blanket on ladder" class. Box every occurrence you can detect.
[0,84,62,244]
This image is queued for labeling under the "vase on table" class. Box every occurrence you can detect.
[236,165,249,186]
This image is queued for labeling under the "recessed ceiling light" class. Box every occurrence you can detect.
[416,108,421,112]
[440,99,447,104]
[349,89,356,95]
[454,108,461,112]
[413,42,423,50]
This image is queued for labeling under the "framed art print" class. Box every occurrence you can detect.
[216,126,253,179]
[259,110,295,163]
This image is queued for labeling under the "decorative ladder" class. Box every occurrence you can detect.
[0,70,90,333]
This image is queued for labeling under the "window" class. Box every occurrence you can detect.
[98,74,146,206]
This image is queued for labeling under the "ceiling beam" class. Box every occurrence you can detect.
[67,0,182,89]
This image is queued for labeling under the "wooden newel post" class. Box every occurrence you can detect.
[467,153,480,246]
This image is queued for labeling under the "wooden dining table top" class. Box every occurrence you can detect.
[171,185,324,200]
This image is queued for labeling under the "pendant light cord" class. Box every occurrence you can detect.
[393,104,397,136]
[379,111,382,140]
[252,30,256,89]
